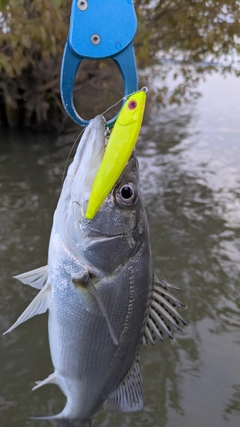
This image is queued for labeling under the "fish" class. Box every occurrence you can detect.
[86,88,147,219]
[4,115,187,423]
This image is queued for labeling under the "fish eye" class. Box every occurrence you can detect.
[115,183,138,206]
[128,100,137,110]
[121,186,133,199]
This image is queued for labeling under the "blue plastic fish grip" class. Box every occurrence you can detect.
[60,0,138,127]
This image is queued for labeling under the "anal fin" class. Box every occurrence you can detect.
[3,282,51,335]
[104,357,143,412]
[32,372,58,391]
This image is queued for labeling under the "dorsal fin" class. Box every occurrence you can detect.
[143,275,187,346]
[104,356,143,412]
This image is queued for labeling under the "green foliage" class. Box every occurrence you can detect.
[0,0,69,129]
[135,0,240,105]
[0,0,8,9]
[138,0,240,61]
[0,0,240,130]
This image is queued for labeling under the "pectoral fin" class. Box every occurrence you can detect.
[104,357,143,412]
[87,278,118,346]
[14,265,48,289]
[143,275,187,346]
[73,274,118,346]
[3,282,51,335]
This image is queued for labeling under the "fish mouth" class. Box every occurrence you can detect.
[81,219,126,239]
[85,233,125,242]
[70,115,106,211]
[72,200,126,240]
[72,200,89,222]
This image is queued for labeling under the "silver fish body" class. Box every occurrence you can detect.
[5,115,187,421]
[48,151,152,418]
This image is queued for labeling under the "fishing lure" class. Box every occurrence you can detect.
[86,88,147,220]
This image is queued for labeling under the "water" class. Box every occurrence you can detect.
[0,72,240,426]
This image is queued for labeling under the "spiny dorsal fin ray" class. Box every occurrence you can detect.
[151,299,184,332]
[152,290,185,321]
[104,357,143,412]
[3,282,51,335]
[154,275,181,291]
[14,265,48,290]
[144,275,187,345]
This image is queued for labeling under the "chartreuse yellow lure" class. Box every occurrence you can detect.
[85,88,147,220]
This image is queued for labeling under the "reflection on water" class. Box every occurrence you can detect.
[0,72,240,426]
[224,384,240,422]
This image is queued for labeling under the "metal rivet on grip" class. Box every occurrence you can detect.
[77,0,88,11]
[90,34,101,45]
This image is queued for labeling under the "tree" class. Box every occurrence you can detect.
[0,0,240,130]
[136,0,240,104]
[0,0,69,130]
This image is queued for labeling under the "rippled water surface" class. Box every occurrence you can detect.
[0,73,240,427]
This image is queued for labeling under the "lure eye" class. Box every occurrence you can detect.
[128,100,137,110]
[115,183,138,206]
